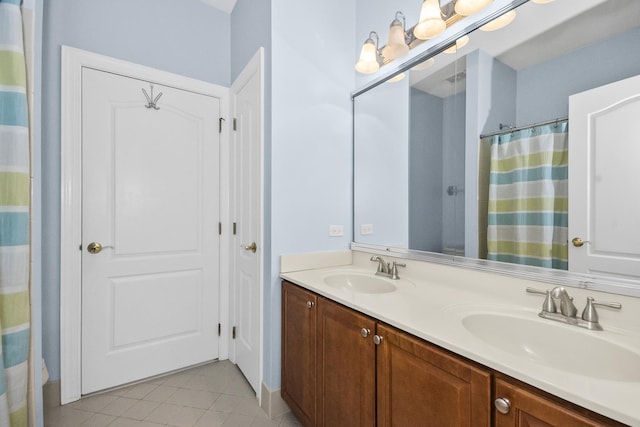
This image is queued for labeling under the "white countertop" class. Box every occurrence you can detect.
[280,250,640,425]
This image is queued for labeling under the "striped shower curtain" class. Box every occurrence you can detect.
[486,121,568,269]
[0,1,31,426]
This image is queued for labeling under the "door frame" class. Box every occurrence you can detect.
[228,48,265,398]
[60,46,230,404]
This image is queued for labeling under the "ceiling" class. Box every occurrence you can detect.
[200,0,237,13]
[409,0,640,97]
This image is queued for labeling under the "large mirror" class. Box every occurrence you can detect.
[353,0,640,289]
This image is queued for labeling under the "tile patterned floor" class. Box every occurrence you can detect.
[44,360,302,427]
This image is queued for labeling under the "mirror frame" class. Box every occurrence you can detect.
[350,0,640,298]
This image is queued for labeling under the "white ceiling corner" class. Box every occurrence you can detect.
[200,0,237,14]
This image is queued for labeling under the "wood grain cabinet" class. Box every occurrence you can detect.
[281,281,318,426]
[376,323,491,427]
[282,280,376,427]
[282,281,623,427]
[316,292,376,427]
[494,377,625,427]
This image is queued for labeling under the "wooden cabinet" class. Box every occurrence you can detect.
[494,377,625,427]
[282,281,623,427]
[376,323,491,427]
[282,281,317,426]
[317,295,376,427]
[282,280,376,427]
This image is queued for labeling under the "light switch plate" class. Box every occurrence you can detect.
[360,224,373,235]
[329,225,344,236]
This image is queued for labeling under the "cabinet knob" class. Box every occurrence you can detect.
[494,397,511,415]
[373,335,383,345]
[360,328,371,338]
[306,301,314,309]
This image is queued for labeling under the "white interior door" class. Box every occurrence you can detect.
[81,68,220,394]
[230,50,263,394]
[568,73,640,279]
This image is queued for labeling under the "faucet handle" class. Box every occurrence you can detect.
[390,262,406,280]
[581,297,622,323]
[526,287,556,313]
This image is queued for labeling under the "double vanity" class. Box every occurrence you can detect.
[280,250,640,426]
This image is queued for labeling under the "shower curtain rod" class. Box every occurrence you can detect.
[480,116,568,139]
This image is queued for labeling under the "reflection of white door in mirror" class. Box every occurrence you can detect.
[569,74,640,279]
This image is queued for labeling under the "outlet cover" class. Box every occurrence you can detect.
[329,225,344,237]
[360,224,373,235]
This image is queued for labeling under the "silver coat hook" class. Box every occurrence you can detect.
[142,83,162,110]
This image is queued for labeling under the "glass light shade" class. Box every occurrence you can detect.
[383,20,409,60]
[355,39,380,74]
[480,10,516,31]
[454,0,493,16]
[414,0,446,40]
[389,72,406,83]
[444,35,469,53]
[411,57,435,71]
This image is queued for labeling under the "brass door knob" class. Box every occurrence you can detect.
[87,242,103,254]
[87,242,114,254]
[572,237,589,247]
[243,242,257,253]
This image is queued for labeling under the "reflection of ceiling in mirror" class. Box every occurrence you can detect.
[410,0,640,98]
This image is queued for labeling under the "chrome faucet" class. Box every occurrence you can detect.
[370,256,405,280]
[370,255,390,275]
[527,287,621,331]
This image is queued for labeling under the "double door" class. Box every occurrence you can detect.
[281,281,491,427]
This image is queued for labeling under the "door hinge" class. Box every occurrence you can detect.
[219,117,225,133]
[218,222,222,235]
[218,323,221,337]
[233,222,237,235]
[232,326,236,339]
[233,118,237,131]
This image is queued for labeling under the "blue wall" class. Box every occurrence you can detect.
[41,0,231,382]
[516,28,640,125]
[409,89,443,252]
[268,0,356,389]
[354,80,410,247]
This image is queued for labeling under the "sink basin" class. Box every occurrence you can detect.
[324,273,396,294]
[462,313,640,382]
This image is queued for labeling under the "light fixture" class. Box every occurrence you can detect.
[531,0,555,3]
[389,72,406,83]
[382,11,410,61]
[444,35,469,53]
[454,0,493,16]
[355,31,381,74]
[480,9,516,31]
[411,57,436,71]
[414,0,446,40]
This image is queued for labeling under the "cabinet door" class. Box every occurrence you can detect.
[281,281,317,426]
[494,378,619,427]
[317,297,376,427]
[376,323,491,427]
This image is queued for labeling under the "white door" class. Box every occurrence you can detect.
[81,68,220,394]
[568,74,640,279]
[230,50,263,394]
